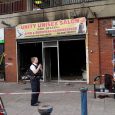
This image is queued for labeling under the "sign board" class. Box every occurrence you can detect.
[16,17,86,39]
[0,28,4,43]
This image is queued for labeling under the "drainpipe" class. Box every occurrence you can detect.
[97,19,101,82]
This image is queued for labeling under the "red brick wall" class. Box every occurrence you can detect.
[88,18,113,84]
[99,19,113,75]
[88,19,100,83]
[4,28,17,82]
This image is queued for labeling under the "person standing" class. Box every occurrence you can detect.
[30,57,43,106]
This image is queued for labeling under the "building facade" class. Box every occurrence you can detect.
[0,0,115,84]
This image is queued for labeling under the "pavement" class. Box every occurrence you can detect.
[0,81,115,115]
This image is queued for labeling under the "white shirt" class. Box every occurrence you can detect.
[30,63,38,74]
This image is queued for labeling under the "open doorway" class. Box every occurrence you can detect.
[17,38,86,82]
[44,47,58,81]
[18,42,42,80]
[59,40,86,81]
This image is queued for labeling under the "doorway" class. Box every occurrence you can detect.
[17,43,42,80]
[44,47,58,81]
[17,37,86,82]
[59,40,86,81]
[43,41,59,82]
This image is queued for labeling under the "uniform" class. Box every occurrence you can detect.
[30,64,40,106]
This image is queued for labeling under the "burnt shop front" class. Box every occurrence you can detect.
[16,17,88,83]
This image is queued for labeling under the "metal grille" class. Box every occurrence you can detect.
[33,0,106,9]
[44,0,105,8]
[0,0,105,15]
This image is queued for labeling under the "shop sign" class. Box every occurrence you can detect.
[16,17,86,39]
[0,28,4,43]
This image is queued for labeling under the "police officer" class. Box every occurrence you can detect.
[30,57,42,106]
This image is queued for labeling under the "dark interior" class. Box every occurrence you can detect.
[59,40,86,80]
[44,47,58,80]
[50,47,58,80]
[18,39,86,81]
[18,43,42,80]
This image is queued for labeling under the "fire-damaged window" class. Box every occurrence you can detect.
[33,0,50,10]
[32,0,64,9]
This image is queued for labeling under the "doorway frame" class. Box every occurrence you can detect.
[16,35,89,83]
[42,41,60,82]
[58,38,88,83]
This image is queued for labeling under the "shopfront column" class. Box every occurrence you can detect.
[4,28,17,82]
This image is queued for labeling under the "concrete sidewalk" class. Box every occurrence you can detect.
[0,81,115,115]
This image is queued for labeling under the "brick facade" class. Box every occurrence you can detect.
[88,19,100,83]
[99,19,113,75]
[4,28,17,82]
[88,18,113,83]
[4,18,114,84]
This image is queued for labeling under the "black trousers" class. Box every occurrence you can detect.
[30,77,40,105]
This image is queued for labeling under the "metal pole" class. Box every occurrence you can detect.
[80,87,88,115]
[94,83,96,98]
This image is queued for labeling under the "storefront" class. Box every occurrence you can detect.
[3,18,114,83]
[16,17,88,83]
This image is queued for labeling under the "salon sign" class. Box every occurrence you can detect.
[16,17,86,39]
[0,28,4,43]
